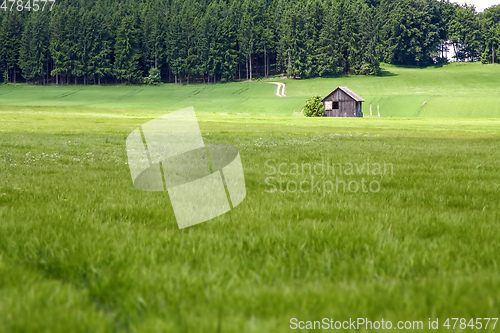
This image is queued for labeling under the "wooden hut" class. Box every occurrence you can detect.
[321,87,364,117]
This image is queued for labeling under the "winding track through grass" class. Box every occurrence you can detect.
[268,82,287,97]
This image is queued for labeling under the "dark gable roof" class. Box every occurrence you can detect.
[321,86,365,102]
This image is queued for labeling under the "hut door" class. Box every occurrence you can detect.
[324,101,332,116]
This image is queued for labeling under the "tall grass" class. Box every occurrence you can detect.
[0,108,499,331]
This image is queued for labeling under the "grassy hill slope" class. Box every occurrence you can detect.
[286,62,500,118]
[1,62,500,118]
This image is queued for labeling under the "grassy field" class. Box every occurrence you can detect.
[0,63,499,332]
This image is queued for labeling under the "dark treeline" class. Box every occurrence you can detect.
[1,0,499,85]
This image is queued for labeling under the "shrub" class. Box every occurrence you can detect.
[303,95,324,117]
[143,67,161,85]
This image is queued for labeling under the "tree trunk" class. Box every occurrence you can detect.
[246,57,249,80]
[288,52,291,77]
[267,54,270,76]
[250,54,252,81]
[264,45,267,77]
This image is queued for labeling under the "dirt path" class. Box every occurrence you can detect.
[268,82,287,97]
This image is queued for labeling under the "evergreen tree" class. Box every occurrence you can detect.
[89,9,113,84]
[2,12,23,83]
[114,15,142,84]
[19,12,49,84]
[141,0,167,74]
[358,3,381,74]
[261,2,276,77]
[195,6,210,81]
[50,6,72,84]
[0,15,4,83]
[166,1,188,83]
[318,0,342,76]
[219,0,239,81]
[238,0,264,80]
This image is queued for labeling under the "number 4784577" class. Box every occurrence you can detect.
[1,0,56,12]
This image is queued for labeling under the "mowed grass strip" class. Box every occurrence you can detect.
[0,109,499,332]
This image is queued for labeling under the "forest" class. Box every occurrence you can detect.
[1,0,499,85]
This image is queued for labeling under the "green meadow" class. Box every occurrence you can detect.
[0,63,499,332]
[1,62,500,117]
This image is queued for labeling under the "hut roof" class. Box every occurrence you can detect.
[321,86,365,102]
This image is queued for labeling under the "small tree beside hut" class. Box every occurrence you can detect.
[303,95,324,117]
